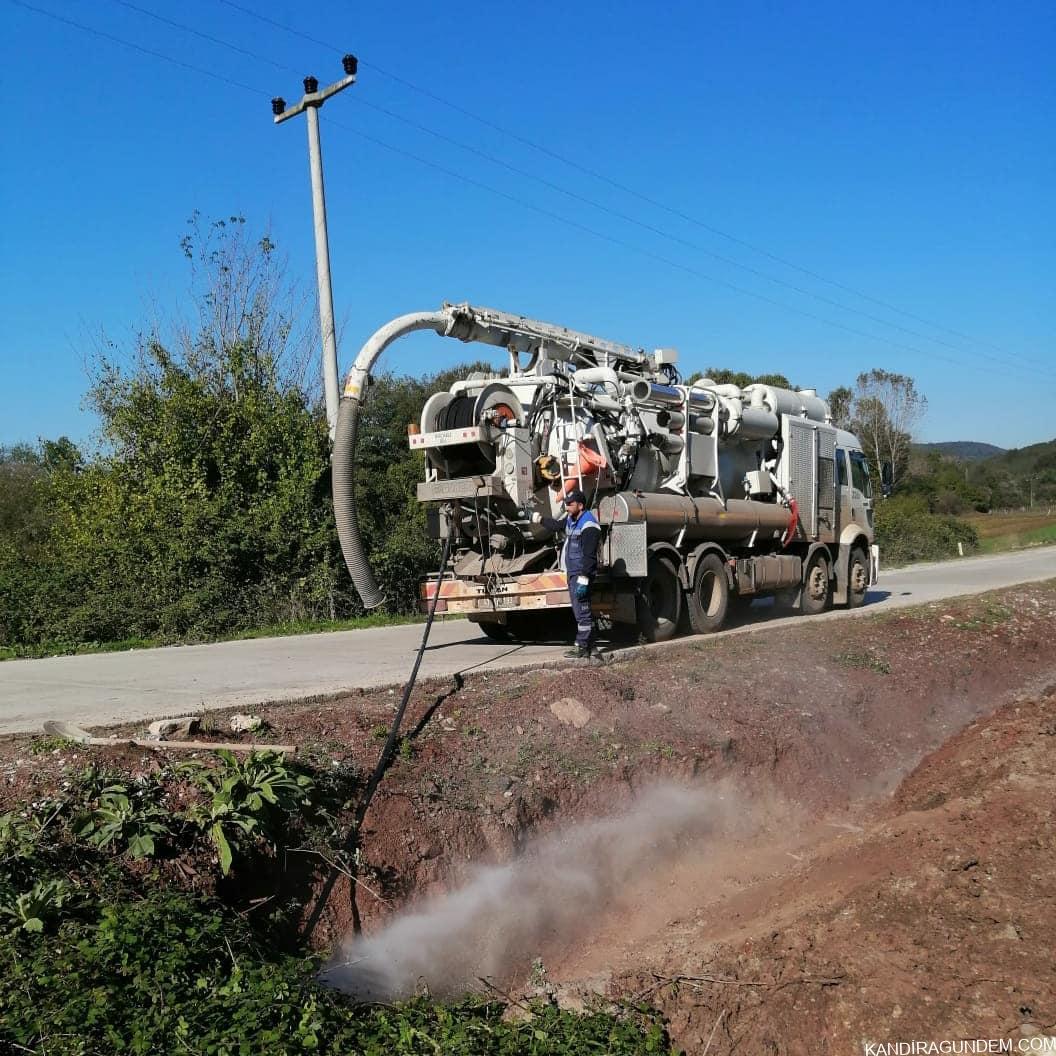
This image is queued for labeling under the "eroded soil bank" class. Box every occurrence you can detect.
[3,582,1054,1053]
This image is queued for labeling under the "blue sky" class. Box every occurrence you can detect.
[1,0,1053,451]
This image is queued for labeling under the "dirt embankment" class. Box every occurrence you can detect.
[3,583,1055,1053]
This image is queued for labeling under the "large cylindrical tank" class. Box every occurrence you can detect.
[598,492,791,545]
[744,384,828,423]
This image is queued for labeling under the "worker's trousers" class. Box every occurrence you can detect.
[568,580,594,649]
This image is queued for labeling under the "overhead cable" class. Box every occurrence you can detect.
[12,0,1052,382]
[215,0,1047,373]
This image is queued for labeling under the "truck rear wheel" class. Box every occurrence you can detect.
[686,553,729,634]
[801,550,832,615]
[846,547,869,609]
[476,613,551,642]
[637,554,682,642]
[477,620,513,642]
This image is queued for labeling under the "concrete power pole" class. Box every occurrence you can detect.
[272,56,358,440]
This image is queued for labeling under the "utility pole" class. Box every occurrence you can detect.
[272,55,358,440]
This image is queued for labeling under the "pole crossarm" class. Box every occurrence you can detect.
[273,71,356,124]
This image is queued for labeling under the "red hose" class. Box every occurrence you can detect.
[781,498,799,548]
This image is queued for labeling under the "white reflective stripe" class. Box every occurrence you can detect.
[580,522,601,531]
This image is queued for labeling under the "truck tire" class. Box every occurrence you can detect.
[846,547,869,609]
[801,550,832,615]
[637,554,682,642]
[686,553,729,634]
[477,620,513,642]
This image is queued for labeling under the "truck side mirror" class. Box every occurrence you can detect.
[881,460,893,496]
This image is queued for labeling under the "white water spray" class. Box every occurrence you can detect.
[325,783,742,1001]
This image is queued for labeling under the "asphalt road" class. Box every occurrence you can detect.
[2,548,1055,735]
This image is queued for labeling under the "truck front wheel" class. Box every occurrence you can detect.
[846,548,869,609]
[686,553,730,634]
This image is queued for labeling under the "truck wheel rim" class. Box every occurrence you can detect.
[851,561,867,594]
[807,564,828,600]
[698,569,723,617]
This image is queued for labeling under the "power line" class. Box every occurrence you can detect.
[323,113,1001,376]
[48,0,1048,381]
[11,0,1054,384]
[111,0,293,73]
[9,0,263,96]
[216,0,1049,374]
[95,0,1051,378]
[347,93,1038,376]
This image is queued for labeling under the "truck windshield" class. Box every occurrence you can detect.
[850,451,872,497]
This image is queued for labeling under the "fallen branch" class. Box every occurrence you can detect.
[701,1008,727,1056]
[285,847,389,904]
[647,970,844,993]
[42,720,296,755]
[477,976,533,1014]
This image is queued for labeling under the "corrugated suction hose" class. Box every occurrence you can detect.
[332,394,384,609]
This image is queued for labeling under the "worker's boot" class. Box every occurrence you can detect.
[563,645,593,659]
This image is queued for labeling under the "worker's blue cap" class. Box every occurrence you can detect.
[563,488,587,504]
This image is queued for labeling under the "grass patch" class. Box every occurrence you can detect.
[640,741,676,760]
[952,600,1013,631]
[28,735,78,755]
[0,611,451,662]
[961,511,1056,540]
[974,520,1056,554]
[226,611,432,641]
[0,636,163,661]
[833,650,891,674]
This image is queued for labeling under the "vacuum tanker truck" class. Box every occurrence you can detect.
[331,302,878,641]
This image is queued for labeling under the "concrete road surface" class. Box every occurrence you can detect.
[2,548,1054,735]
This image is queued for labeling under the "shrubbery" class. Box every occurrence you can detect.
[0,218,497,654]
[0,754,673,1055]
[873,495,979,566]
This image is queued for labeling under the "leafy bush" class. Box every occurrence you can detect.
[0,219,502,655]
[0,877,78,934]
[0,890,672,1054]
[75,781,178,860]
[0,752,674,1055]
[184,750,315,874]
[874,495,979,566]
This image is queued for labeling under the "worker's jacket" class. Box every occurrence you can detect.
[541,509,601,577]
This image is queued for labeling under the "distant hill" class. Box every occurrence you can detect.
[983,438,1056,474]
[905,437,1056,510]
[914,441,1006,461]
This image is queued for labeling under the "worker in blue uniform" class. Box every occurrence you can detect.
[532,488,601,658]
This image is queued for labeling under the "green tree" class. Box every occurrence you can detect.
[845,369,927,492]
[0,218,343,648]
[0,214,507,650]
[827,385,853,430]
[685,368,793,388]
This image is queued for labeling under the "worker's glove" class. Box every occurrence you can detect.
[530,512,543,525]
[575,576,591,600]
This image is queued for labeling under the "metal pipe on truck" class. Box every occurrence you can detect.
[598,491,792,544]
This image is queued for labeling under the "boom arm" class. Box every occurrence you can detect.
[333,302,647,607]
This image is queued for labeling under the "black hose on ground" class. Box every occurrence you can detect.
[301,531,454,940]
[352,530,453,832]
[332,396,384,609]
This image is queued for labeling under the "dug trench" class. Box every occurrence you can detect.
[4,582,1055,1053]
[278,581,1056,1051]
